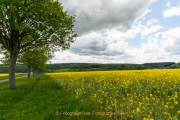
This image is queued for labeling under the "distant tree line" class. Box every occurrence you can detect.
[143,62,175,68]
[119,66,143,70]
[45,62,177,72]
[0,62,178,73]
[0,64,28,73]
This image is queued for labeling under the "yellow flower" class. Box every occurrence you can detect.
[0,74,9,76]
[46,69,180,120]
[136,108,140,112]
[143,118,154,120]
[175,92,178,98]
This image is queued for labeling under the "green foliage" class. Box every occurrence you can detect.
[0,0,78,88]
[167,63,180,69]
[119,67,124,70]
[119,66,144,70]
[0,0,78,53]
[19,46,54,73]
[91,65,100,68]
[143,62,175,68]
[136,66,143,70]
[44,63,176,72]
[0,64,28,73]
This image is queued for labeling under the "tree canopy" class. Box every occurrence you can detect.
[19,47,54,78]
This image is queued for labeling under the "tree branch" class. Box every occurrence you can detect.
[0,37,10,52]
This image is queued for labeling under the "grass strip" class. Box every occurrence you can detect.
[0,74,109,120]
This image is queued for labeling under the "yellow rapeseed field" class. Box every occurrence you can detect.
[0,74,9,77]
[46,69,180,120]
[0,73,26,77]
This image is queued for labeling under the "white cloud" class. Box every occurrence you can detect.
[131,40,169,64]
[69,31,129,57]
[135,9,152,22]
[163,3,180,18]
[146,32,163,43]
[160,27,180,53]
[130,27,180,64]
[106,21,163,40]
[65,19,164,58]
[105,23,142,41]
[59,0,157,35]
[147,19,158,26]
[165,2,171,8]
[141,40,161,54]
[140,24,163,39]
[50,27,180,64]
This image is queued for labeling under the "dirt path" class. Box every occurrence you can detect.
[0,76,31,83]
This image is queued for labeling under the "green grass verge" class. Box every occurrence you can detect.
[0,74,109,120]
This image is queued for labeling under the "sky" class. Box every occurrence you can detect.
[1,0,180,64]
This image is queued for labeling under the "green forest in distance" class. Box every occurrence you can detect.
[0,62,179,73]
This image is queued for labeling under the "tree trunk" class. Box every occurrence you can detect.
[9,53,17,89]
[37,70,39,76]
[9,61,11,86]
[28,64,31,79]
[35,69,37,76]
[36,70,38,76]
[33,69,35,77]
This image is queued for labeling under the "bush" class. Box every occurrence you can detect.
[136,66,143,70]
[119,67,124,70]
[131,67,137,70]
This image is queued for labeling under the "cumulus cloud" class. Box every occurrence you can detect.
[147,19,158,26]
[50,26,180,64]
[165,2,171,8]
[105,24,142,41]
[59,0,157,35]
[160,27,180,53]
[69,32,108,55]
[132,27,180,64]
[131,40,168,64]
[69,32,129,56]
[137,20,163,39]
[106,21,163,40]
[47,0,161,63]
[163,3,180,18]
[144,25,163,38]
[67,19,163,57]
[146,32,163,43]
[141,40,162,54]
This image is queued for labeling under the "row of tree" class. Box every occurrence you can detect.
[0,0,78,88]
[0,46,54,78]
[44,62,177,72]
[119,66,143,70]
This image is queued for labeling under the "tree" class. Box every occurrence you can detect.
[136,66,143,70]
[19,46,54,79]
[0,0,78,88]
[1,45,54,78]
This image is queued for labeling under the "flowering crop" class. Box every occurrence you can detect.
[0,73,26,77]
[46,69,180,120]
[0,74,9,77]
